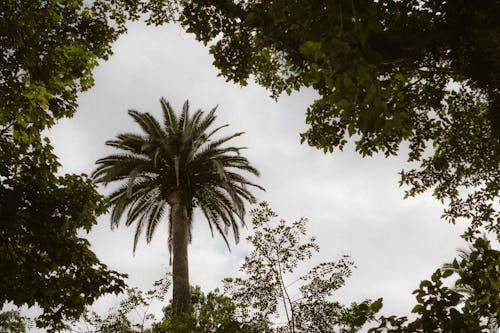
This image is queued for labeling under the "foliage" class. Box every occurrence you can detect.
[0,310,31,333]
[92,98,263,252]
[153,286,269,333]
[0,0,126,135]
[223,202,382,332]
[92,98,262,313]
[0,0,132,330]
[369,237,499,332]
[66,277,170,333]
[67,279,267,333]
[0,107,127,330]
[0,153,127,331]
[65,202,382,333]
[149,0,500,239]
[114,0,180,26]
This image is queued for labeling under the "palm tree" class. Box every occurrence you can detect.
[92,98,263,314]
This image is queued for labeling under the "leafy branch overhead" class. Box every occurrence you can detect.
[149,0,500,238]
[0,310,32,333]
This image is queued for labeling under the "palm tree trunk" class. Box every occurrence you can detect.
[169,193,192,315]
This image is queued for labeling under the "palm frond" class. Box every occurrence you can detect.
[205,124,228,140]
[179,100,189,130]
[146,201,166,243]
[106,133,146,154]
[127,110,165,141]
[133,213,149,253]
[193,107,218,138]
[160,97,179,134]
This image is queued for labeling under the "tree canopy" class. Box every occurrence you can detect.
[147,0,500,239]
[0,160,126,331]
[0,0,130,329]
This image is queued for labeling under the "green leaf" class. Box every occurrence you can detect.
[371,298,383,312]
[411,304,424,313]
[441,269,454,278]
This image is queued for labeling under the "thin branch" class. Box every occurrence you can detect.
[417,68,454,75]
[388,77,424,99]
[276,246,295,333]
[0,121,15,137]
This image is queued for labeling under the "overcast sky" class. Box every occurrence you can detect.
[41,21,469,331]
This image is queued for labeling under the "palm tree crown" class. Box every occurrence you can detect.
[92,97,263,313]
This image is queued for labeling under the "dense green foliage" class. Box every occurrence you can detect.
[148,0,500,239]
[370,237,499,333]
[92,98,262,314]
[0,0,130,330]
[0,0,125,133]
[0,165,126,331]
[0,310,30,333]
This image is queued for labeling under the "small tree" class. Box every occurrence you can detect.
[224,202,382,333]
